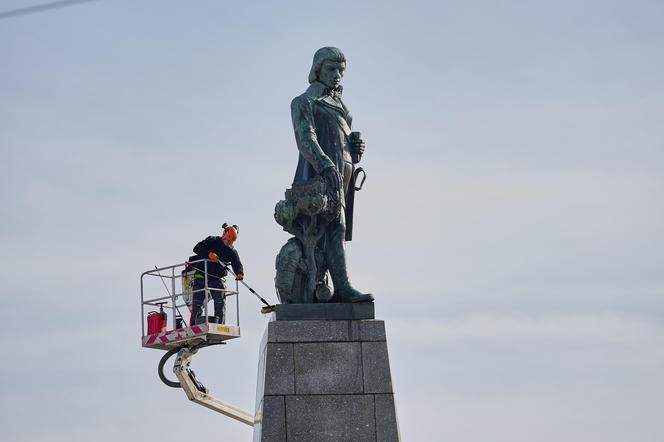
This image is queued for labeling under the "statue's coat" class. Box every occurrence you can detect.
[291,81,357,240]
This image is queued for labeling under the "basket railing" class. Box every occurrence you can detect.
[140,259,240,337]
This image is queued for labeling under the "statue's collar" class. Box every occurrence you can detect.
[306,81,343,99]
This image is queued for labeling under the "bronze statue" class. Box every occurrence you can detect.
[275,47,373,304]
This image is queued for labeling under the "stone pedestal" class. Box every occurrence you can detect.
[253,304,400,442]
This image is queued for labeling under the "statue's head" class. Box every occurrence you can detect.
[308,47,346,87]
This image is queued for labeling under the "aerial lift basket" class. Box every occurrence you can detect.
[140,260,241,351]
[140,259,257,426]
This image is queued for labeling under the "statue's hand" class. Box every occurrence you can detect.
[349,131,365,163]
[322,166,341,195]
[351,137,365,156]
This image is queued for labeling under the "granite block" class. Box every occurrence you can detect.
[375,394,401,442]
[349,320,361,341]
[263,343,294,395]
[255,338,268,406]
[285,395,376,442]
[359,320,386,341]
[255,316,399,442]
[352,302,375,319]
[362,341,393,393]
[268,320,349,343]
[255,396,286,442]
[274,302,375,320]
[294,342,363,394]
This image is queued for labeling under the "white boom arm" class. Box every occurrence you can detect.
[173,347,255,426]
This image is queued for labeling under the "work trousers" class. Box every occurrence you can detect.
[190,274,226,325]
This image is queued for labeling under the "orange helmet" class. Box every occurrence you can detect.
[222,223,239,242]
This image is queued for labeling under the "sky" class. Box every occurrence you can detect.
[1,0,663,440]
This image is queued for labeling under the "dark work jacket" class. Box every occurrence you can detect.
[190,236,244,278]
[291,81,359,240]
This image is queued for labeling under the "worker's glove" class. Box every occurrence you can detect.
[208,252,219,262]
[235,273,244,281]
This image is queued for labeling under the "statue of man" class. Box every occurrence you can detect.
[289,47,373,303]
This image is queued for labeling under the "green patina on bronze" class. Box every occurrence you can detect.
[274,47,373,305]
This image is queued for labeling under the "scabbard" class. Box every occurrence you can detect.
[345,170,356,241]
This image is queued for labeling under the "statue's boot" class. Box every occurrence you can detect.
[327,239,373,303]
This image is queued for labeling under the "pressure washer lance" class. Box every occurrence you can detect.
[220,263,276,314]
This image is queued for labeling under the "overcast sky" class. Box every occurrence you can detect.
[1,0,663,441]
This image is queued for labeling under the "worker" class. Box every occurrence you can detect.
[189,223,244,325]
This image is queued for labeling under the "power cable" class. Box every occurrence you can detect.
[0,0,99,20]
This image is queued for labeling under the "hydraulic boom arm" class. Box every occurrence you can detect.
[173,347,255,426]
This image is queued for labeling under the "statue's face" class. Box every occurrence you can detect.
[318,60,346,89]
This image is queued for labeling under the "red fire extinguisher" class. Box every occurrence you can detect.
[147,302,168,334]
